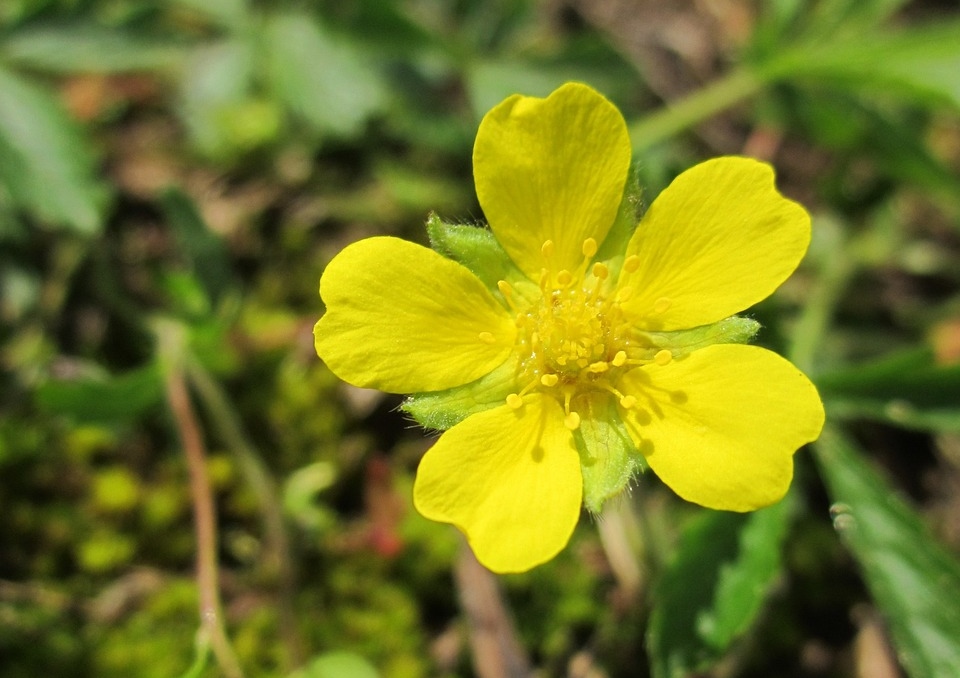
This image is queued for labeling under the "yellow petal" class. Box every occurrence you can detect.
[315,236,515,393]
[413,395,582,573]
[618,344,824,511]
[473,82,631,280]
[619,157,811,331]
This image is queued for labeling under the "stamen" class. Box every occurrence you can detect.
[541,240,555,259]
[478,331,496,344]
[582,238,598,259]
[564,411,581,430]
[592,262,609,280]
[623,255,641,273]
[506,393,524,409]
[654,349,673,366]
[540,373,559,387]
[653,297,672,314]
[612,350,627,367]
[619,395,638,409]
[588,361,609,373]
[556,270,573,287]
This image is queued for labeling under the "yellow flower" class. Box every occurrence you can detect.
[314,83,825,574]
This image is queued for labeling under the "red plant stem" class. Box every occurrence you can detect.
[164,364,245,678]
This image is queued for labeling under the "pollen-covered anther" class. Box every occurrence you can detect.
[541,240,555,259]
[592,262,609,280]
[506,393,524,409]
[653,297,672,314]
[582,238,598,258]
[612,350,627,367]
[654,349,673,366]
[623,255,641,273]
[540,373,559,387]
[556,270,573,287]
[478,331,496,344]
[588,361,609,373]
[564,411,581,430]
[619,395,637,409]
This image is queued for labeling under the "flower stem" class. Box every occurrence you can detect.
[185,357,305,668]
[628,68,766,151]
[788,224,856,374]
[157,320,245,678]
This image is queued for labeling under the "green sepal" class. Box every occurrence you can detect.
[425,213,536,300]
[575,395,647,514]
[647,316,761,357]
[402,356,517,431]
[595,163,643,278]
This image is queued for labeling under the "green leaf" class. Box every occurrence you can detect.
[769,21,960,110]
[262,12,387,139]
[813,427,960,677]
[160,188,233,307]
[178,38,281,157]
[36,364,163,424]
[0,66,108,234]
[0,25,188,73]
[817,348,960,431]
[648,496,795,678]
[287,651,379,678]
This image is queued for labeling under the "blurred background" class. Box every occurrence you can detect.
[2,1,960,677]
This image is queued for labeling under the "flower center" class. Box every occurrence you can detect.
[497,239,673,430]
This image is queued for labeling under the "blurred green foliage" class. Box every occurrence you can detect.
[2,0,960,677]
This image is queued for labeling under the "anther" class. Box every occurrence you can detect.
[592,262,609,280]
[623,255,641,273]
[582,238,598,259]
[540,374,559,387]
[556,270,573,287]
[612,350,627,367]
[619,395,638,409]
[497,280,512,297]
[541,240,555,259]
[588,361,609,373]
[564,411,581,430]
[653,297,672,314]
[478,331,496,344]
[654,349,673,366]
[506,393,524,409]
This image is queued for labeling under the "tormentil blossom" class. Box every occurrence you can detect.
[315,82,825,574]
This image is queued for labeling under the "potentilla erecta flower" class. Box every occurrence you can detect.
[314,82,825,573]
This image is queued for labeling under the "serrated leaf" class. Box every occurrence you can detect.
[262,12,387,139]
[1,25,188,73]
[813,427,960,677]
[0,66,108,234]
[648,495,794,678]
[36,364,163,424]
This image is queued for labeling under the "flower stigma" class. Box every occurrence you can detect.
[501,238,673,430]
